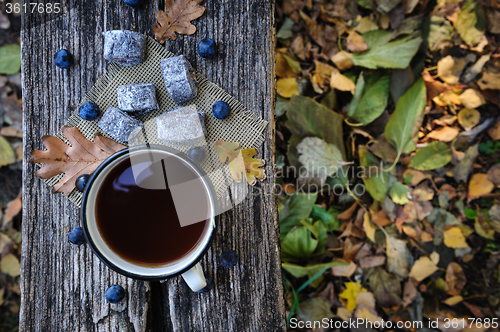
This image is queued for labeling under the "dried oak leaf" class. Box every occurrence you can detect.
[214,140,266,186]
[29,126,126,194]
[153,0,205,43]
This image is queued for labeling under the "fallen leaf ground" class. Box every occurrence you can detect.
[276,0,500,329]
[0,5,22,331]
[2,0,500,330]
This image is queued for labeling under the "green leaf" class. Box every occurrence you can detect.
[279,192,318,239]
[301,219,328,255]
[282,53,301,74]
[384,78,426,170]
[0,44,21,75]
[277,17,295,40]
[298,297,334,322]
[281,226,318,259]
[311,205,333,225]
[456,0,485,47]
[0,136,15,167]
[352,31,422,69]
[464,208,477,219]
[353,0,374,9]
[409,141,452,171]
[347,71,390,126]
[275,96,289,117]
[282,261,348,279]
[296,137,346,178]
[359,147,389,201]
[389,182,409,205]
[285,96,345,167]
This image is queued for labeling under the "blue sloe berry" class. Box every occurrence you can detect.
[220,249,238,268]
[78,101,100,121]
[105,284,126,303]
[75,174,90,192]
[54,49,73,68]
[68,227,85,245]
[197,38,216,59]
[212,101,231,119]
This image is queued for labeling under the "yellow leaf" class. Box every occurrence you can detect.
[214,140,266,185]
[331,51,354,70]
[458,89,485,109]
[347,31,369,52]
[437,56,466,85]
[468,173,494,201]
[409,255,439,282]
[442,295,463,306]
[475,218,495,240]
[0,253,20,277]
[330,68,355,94]
[277,78,298,98]
[312,61,335,89]
[339,282,367,312]
[488,120,500,140]
[443,227,469,249]
[430,251,440,265]
[363,212,377,242]
[355,17,379,33]
[457,108,480,131]
[477,71,500,90]
[426,126,459,142]
[276,51,297,78]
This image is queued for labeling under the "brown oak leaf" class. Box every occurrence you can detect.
[29,126,126,194]
[153,0,205,43]
[213,140,266,186]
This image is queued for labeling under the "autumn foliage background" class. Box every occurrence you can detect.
[275,0,500,327]
[1,0,500,330]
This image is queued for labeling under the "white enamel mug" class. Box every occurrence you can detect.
[81,145,216,291]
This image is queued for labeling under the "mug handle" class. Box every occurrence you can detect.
[181,263,206,292]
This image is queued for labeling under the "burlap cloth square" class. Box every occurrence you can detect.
[40,36,268,206]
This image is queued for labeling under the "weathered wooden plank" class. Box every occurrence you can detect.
[20,2,156,331]
[20,1,284,331]
[156,1,284,331]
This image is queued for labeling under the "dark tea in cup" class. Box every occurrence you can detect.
[94,151,210,267]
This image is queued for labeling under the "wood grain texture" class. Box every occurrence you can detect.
[20,1,283,331]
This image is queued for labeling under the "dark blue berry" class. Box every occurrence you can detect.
[79,101,100,121]
[124,0,141,9]
[188,147,206,163]
[197,276,213,293]
[220,249,238,268]
[212,101,231,119]
[68,226,85,245]
[105,285,126,303]
[75,174,90,192]
[197,38,216,59]
[54,49,73,68]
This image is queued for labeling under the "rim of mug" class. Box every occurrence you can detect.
[81,144,217,281]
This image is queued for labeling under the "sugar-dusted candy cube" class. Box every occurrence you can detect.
[161,55,198,104]
[102,30,146,66]
[117,83,159,116]
[98,107,143,143]
[156,107,205,146]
